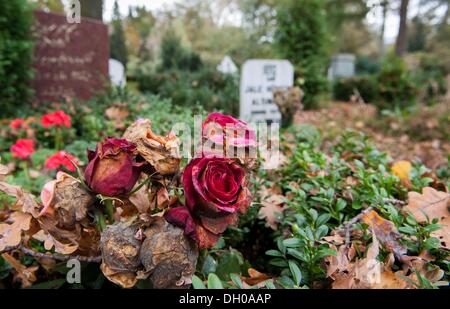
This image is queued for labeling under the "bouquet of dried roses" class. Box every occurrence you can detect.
[0,113,255,289]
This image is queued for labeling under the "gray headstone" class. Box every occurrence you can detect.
[328,53,355,80]
[240,59,294,123]
[109,58,126,87]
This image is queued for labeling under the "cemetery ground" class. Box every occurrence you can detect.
[0,91,448,289]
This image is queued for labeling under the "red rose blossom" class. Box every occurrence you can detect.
[45,151,77,172]
[84,137,144,196]
[201,112,256,160]
[9,119,27,130]
[165,157,252,248]
[41,110,71,128]
[10,139,35,160]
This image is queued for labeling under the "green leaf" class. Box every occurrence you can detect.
[207,273,224,289]
[316,213,331,227]
[215,252,242,281]
[277,238,286,254]
[288,260,302,286]
[315,225,329,239]
[316,247,337,260]
[287,248,308,262]
[264,279,276,289]
[335,199,347,212]
[399,226,416,235]
[423,224,442,234]
[283,238,302,247]
[192,275,206,289]
[266,249,283,257]
[277,275,295,289]
[269,258,288,267]
[230,273,243,289]
[28,279,66,289]
[201,255,217,275]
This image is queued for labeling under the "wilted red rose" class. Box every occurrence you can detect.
[84,138,144,196]
[9,119,27,130]
[201,112,256,161]
[165,157,252,248]
[10,139,35,159]
[41,110,71,128]
[45,151,77,172]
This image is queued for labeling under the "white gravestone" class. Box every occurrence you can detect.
[109,58,126,87]
[217,55,238,75]
[240,59,294,123]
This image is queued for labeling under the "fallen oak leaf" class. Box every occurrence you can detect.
[1,253,39,288]
[0,182,40,218]
[361,210,407,261]
[404,187,450,249]
[241,268,271,286]
[32,230,78,255]
[325,243,357,279]
[258,194,285,230]
[0,211,32,251]
[0,164,9,181]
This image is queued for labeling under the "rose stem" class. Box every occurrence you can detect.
[55,127,62,150]
[94,208,106,231]
[105,199,115,223]
[22,160,31,183]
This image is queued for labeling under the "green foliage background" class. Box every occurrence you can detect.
[0,0,34,116]
[275,0,330,109]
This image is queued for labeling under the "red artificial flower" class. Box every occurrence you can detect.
[84,137,144,196]
[165,157,252,248]
[9,118,27,130]
[10,139,35,160]
[45,151,77,172]
[41,110,71,128]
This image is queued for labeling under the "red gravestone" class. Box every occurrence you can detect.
[32,10,109,103]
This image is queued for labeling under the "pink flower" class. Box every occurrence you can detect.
[41,110,71,128]
[201,112,256,160]
[45,151,77,172]
[10,139,35,160]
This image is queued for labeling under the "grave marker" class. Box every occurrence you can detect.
[240,59,294,123]
[32,11,109,103]
[109,59,126,88]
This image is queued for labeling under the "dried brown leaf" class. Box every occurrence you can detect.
[258,194,284,230]
[361,210,407,259]
[0,182,40,218]
[0,211,32,251]
[405,187,450,249]
[1,253,39,288]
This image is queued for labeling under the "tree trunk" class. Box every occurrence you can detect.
[379,0,389,57]
[395,0,409,56]
[80,0,103,21]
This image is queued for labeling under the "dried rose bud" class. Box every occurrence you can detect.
[123,119,181,175]
[40,172,94,228]
[84,138,144,196]
[100,222,142,288]
[140,218,198,289]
